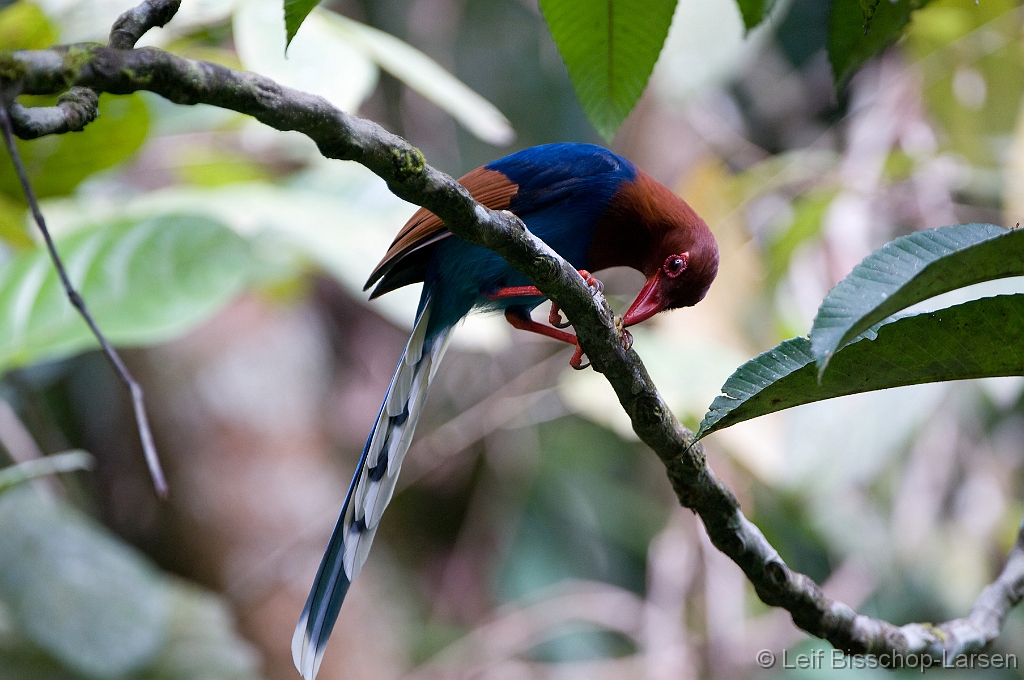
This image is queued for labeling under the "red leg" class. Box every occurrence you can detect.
[504,308,577,345]
[486,270,604,301]
[486,285,543,300]
[504,309,591,370]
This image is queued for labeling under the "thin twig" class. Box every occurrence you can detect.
[0,97,168,498]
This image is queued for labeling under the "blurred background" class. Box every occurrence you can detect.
[1,0,1024,677]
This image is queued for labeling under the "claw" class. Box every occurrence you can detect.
[579,270,604,295]
[548,303,572,329]
[569,345,590,370]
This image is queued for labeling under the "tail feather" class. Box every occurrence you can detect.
[292,300,451,680]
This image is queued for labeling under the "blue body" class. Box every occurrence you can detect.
[422,143,638,337]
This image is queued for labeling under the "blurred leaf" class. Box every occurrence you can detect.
[140,583,260,680]
[829,0,932,87]
[0,214,254,372]
[697,294,1024,440]
[538,0,677,140]
[0,94,149,201]
[0,488,260,679]
[0,192,33,249]
[0,450,93,495]
[319,10,515,146]
[172,147,274,187]
[810,223,1024,371]
[0,1,57,50]
[765,189,834,285]
[0,487,170,676]
[728,149,838,205]
[235,0,379,114]
[283,0,319,48]
[735,0,776,31]
[906,0,1024,170]
[35,165,423,328]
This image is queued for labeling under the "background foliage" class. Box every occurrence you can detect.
[2,0,1024,678]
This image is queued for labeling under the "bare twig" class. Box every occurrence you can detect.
[0,97,168,498]
[2,6,1024,660]
[7,87,98,139]
[108,0,183,49]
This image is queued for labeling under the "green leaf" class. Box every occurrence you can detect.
[696,294,1024,440]
[828,0,932,87]
[0,487,261,679]
[0,191,34,248]
[0,94,149,201]
[283,0,319,48]
[237,0,378,113]
[0,450,94,495]
[0,487,171,676]
[734,0,775,31]
[810,223,1024,372]
[538,0,678,140]
[0,214,253,372]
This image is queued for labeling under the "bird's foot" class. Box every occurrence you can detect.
[570,344,590,370]
[548,302,572,328]
[579,270,604,295]
[549,271,604,328]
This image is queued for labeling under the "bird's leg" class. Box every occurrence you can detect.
[486,270,604,301]
[503,308,590,370]
[486,285,544,299]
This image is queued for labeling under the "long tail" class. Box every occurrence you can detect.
[292,299,451,680]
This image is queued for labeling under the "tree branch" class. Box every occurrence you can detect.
[2,12,1022,663]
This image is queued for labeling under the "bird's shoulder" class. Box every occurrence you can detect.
[364,166,517,296]
[487,143,637,213]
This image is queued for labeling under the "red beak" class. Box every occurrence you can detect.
[622,274,665,327]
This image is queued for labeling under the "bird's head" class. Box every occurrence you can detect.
[621,238,719,326]
[618,181,719,328]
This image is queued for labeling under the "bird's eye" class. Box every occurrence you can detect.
[663,253,688,278]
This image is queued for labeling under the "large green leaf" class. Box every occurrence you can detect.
[538,0,677,140]
[696,294,1024,440]
[828,0,932,87]
[0,94,149,201]
[810,223,1024,372]
[0,214,253,372]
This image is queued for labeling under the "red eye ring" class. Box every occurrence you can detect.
[663,253,688,278]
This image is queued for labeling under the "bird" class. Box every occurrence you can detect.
[292,142,719,679]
